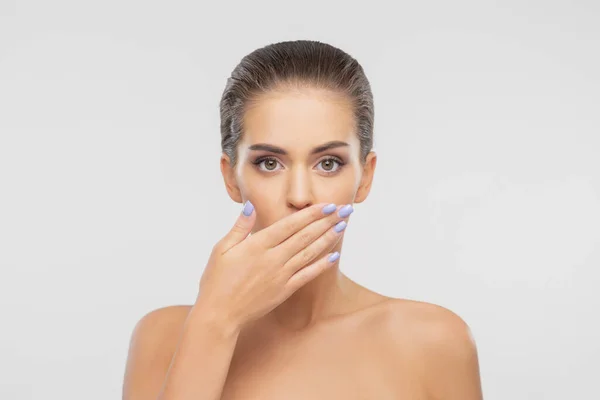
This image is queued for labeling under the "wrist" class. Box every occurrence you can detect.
[190,298,242,339]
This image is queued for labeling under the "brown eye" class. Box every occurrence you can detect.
[254,157,282,172]
[321,159,335,171]
[264,159,277,170]
[316,157,344,174]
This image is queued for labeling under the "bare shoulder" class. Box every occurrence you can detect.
[122,305,193,400]
[381,298,483,399]
[384,298,475,344]
[132,305,193,335]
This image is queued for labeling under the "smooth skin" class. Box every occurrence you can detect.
[122,85,483,400]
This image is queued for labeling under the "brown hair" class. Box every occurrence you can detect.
[219,40,374,166]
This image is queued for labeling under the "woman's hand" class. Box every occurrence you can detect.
[195,201,353,330]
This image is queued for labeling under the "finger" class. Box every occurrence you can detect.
[217,200,257,253]
[274,204,353,262]
[285,251,341,293]
[253,202,337,248]
[281,216,346,275]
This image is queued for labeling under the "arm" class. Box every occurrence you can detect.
[122,303,241,400]
[122,202,349,399]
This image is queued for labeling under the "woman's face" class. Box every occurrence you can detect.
[221,86,376,232]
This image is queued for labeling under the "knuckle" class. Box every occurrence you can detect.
[298,248,314,266]
[298,231,313,247]
[281,220,296,235]
[231,222,246,234]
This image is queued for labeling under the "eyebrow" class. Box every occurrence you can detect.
[248,140,349,155]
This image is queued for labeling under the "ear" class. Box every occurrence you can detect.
[220,153,243,203]
[353,151,377,204]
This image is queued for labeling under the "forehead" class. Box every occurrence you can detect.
[241,87,358,150]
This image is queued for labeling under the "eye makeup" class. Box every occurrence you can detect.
[250,154,347,175]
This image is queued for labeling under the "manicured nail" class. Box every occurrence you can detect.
[338,204,354,218]
[322,203,337,215]
[328,252,340,263]
[242,200,254,216]
[333,220,347,233]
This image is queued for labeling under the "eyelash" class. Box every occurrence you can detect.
[252,156,346,174]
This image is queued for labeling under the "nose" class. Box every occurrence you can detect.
[286,166,313,211]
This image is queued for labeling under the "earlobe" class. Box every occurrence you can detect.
[353,151,377,204]
[220,154,243,203]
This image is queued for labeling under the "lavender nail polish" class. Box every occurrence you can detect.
[328,252,340,263]
[334,220,347,233]
[322,203,337,214]
[338,204,354,218]
[242,200,254,216]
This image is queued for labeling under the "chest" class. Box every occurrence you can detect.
[219,326,426,400]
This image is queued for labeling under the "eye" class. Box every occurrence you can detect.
[252,156,345,174]
[253,157,283,172]
[315,157,345,174]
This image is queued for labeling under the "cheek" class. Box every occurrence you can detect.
[317,160,361,199]
[238,168,283,201]
[315,175,356,200]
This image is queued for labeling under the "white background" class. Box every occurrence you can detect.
[1,1,599,399]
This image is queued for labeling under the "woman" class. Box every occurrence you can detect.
[122,40,483,400]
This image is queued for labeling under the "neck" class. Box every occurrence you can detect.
[267,249,357,332]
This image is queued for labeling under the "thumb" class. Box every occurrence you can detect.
[219,200,256,253]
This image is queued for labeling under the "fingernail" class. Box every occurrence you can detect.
[328,252,340,263]
[322,203,337,214]
[242,200,254,216]
[338,204,354,218]
[333,220,347,233]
